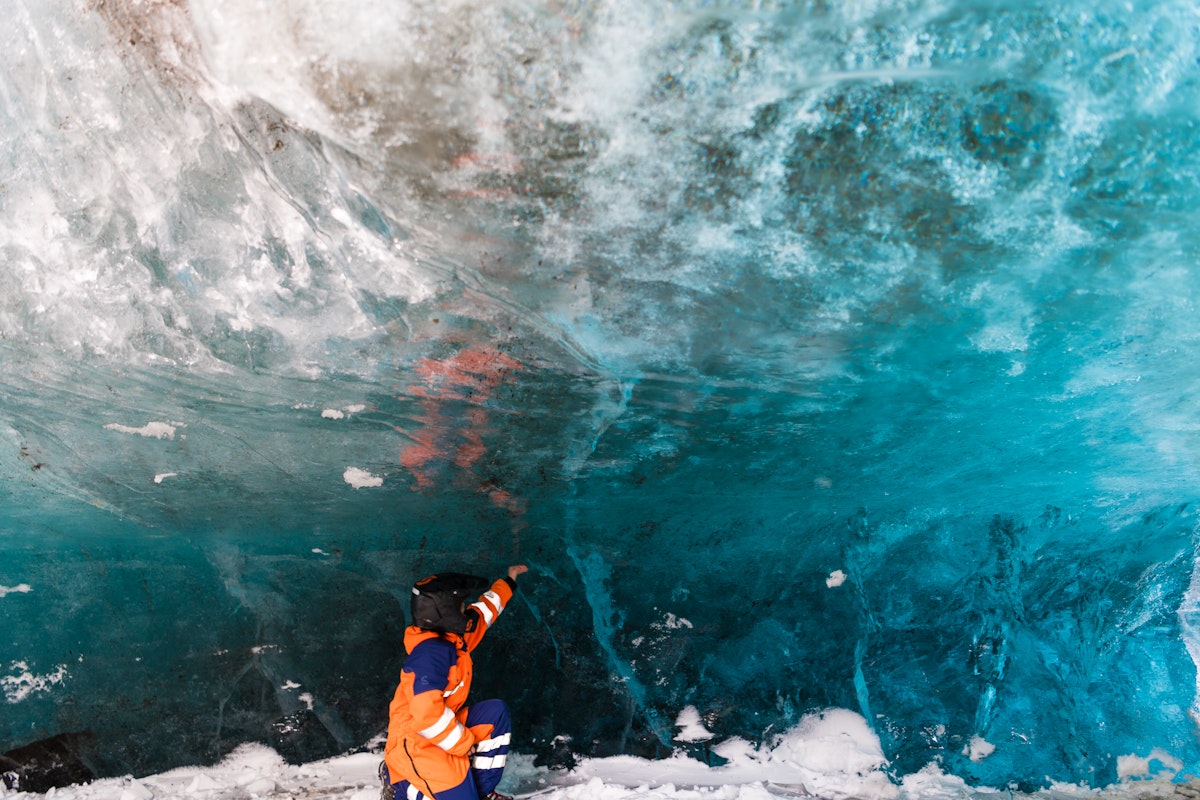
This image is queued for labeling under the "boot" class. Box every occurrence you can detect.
[378,761,395,800]
[484,792,513,800]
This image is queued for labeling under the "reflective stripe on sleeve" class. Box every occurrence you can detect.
[437,722,465,752]
[418,708,455,739]
[470,601,495,626]
[442,680,465,698]
[483,590,503,611]
[470,589,505,626]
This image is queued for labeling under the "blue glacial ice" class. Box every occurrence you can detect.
[1,0,1200,790]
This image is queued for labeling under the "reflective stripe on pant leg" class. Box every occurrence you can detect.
[463,699,511,796]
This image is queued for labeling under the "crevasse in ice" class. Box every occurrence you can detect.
[1,0,1198,790]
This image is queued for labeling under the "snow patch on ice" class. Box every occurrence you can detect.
[826,569,847,588]
[104,421,179,439]
[1116,747,1183,780]
[557,709,896,800]
[2,661,68,703]
[963,735,995,762]
[660,613,693,630]
[344,467,382,488]
[674,705,714,742]
[898,763,979,798]
[717,708,897,800]
[323,404,365,420]
[153,472,177,484]
[123,779,155,799]
[0,584,32,598]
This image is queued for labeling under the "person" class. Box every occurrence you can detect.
[379,565,529,800]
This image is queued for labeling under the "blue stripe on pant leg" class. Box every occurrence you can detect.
[426,775,480,800]
[464,699,511,797]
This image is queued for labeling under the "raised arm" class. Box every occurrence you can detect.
[462,565,527,651]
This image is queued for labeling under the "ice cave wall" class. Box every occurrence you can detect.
[2,0,1200,790]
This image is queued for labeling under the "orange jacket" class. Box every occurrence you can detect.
[384,577,515,792]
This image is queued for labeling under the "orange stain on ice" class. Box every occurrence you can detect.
[451,152,522,174]
[398,348,525,517]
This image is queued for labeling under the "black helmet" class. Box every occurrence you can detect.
[410,573,489,634]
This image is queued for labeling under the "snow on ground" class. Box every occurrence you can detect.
[0,709,1189,800]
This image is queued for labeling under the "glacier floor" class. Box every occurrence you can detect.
[0,709,1193,800]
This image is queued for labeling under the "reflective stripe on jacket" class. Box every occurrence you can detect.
[384,577,514,793]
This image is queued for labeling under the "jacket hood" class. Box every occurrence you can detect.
[403,625,462,654]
